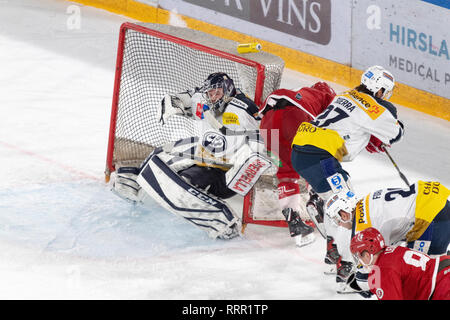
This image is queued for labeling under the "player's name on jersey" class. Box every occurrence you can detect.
[334,96,355,112]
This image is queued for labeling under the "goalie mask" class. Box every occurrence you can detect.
[361,65,395,100]
[200,72,236,116]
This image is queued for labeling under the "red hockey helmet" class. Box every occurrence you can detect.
[350,227,386,257]
[311,81,336,96]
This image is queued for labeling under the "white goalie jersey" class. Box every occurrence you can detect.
[162,89,260,133]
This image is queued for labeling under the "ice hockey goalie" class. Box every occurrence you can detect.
[112,121,273,240]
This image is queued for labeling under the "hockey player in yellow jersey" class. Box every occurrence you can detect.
[325,181,450,296]
[291,65,405,283]
[326,180,450,258]
[291,65,404,201]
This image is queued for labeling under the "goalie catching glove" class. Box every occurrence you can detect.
[159,92,194,124]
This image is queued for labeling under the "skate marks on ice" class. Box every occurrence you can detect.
[0,181,248,259]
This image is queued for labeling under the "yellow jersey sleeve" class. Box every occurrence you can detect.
[406,181,450,241]
[291,122,348,161]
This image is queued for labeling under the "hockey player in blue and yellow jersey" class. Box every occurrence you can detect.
[291,65,405,286]
[292,66,404,201]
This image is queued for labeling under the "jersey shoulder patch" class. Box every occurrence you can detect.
[342,90,386,120]
[230,92,260,119]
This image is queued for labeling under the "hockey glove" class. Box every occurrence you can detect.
[365,135,386,154]
[160,94,193,124]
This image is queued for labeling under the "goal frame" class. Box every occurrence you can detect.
[105,22,287,229]
[106,22,268,177]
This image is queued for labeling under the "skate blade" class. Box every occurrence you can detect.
[295,233,315,248]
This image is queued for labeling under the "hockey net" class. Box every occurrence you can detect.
[105,22,296,229]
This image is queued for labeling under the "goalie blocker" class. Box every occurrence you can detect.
[136,153,241,240]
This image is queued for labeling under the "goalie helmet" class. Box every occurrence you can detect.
[325,190,358,226]
[350,227,386,259]
[200,72,236,115]
[361,65,395,100]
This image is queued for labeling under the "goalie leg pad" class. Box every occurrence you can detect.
[226,152,272,196]
[136,154,240,239]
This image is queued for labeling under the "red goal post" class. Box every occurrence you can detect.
[105,22,286,229]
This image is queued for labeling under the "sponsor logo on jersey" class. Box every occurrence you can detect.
[229,98,247,109]
[296,122,320,133]
[326,173,346,194]
[222,112,240,125]
[422,181,441,195]
[413,240,431,254]
[354,197,372,232]
[372,189,383,199]
[344,90,386,120]
[202,132,227,154]
[376,288,384,299]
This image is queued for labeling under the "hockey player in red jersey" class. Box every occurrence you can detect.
[350,227,450,300]
[259,82,336,247]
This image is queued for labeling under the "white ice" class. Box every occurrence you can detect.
[0,0,449,300]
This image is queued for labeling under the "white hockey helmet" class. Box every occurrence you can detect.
[361,65,395,100]
[325,190,358,226]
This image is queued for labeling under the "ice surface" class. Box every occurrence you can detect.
[0,0,448,300]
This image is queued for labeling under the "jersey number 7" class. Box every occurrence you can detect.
[311,105,349,128]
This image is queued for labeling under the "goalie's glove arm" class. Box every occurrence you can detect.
[160,91,194,124]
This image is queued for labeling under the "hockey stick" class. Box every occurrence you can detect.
[382,147,410,187]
